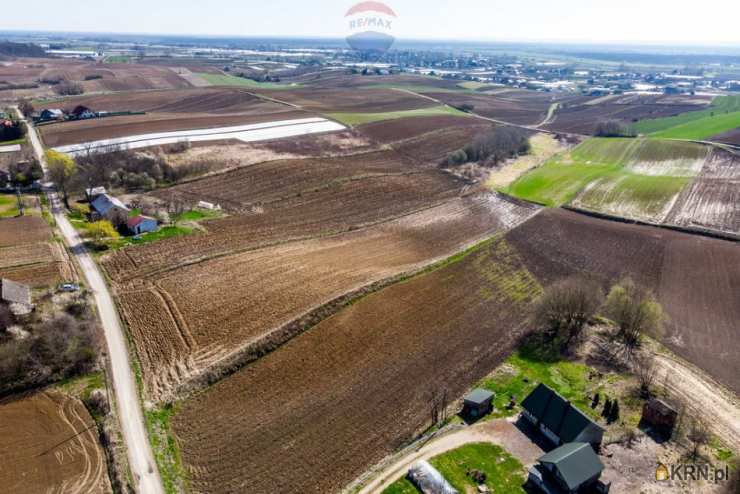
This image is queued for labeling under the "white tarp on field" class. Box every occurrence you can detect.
[53,117,346,157]
[0,144,22,153]
[408,460,459,494]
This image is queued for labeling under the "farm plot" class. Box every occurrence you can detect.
[172,236,542,494]
[112,193,539,400]
[0,391,110,494]
[39,87,309,147]
[505,208,740,395]
[421,90,562,126]
[356,115,486,143]
[664,148,740,234]
[508,138,709,223]
[630,95,740,137]
[249,87,437,113]
[0,216,70,286]
[545,94,711,135]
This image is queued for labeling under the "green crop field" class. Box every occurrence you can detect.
[506,137,706,220]
[631,95,740,138]
[327,105,470,126]
[195,73,301,89]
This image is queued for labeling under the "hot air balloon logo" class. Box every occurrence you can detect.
[344,1,397,53]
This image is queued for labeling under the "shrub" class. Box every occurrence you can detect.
[54,81,84,96]
[464,126,531,166]
[605,278,664,355]
[594,120,635,137]
[86,221,120,243]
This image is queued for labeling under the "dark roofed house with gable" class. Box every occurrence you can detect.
[521,383,604,449]
[528,442,607,494]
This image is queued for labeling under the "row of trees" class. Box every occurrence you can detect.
[45,147,211,207]
[443,126,531,168]
[594,120,636,138]
[0,302,99,397]
[534,276,664,357]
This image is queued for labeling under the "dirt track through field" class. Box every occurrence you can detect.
[0,391,109,494]
[650,352,740,452]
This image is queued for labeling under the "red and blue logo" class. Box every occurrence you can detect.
[345,1,397,52]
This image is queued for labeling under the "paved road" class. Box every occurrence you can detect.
[21,109,165,494]
[53,117,345,156]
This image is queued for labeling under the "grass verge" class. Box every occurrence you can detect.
[145,404,187,494]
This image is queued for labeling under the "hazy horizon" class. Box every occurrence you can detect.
[2,0,740,47]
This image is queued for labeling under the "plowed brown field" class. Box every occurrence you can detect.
[109,193,539,400]
[0,391,110,494]
[505,208,740,394]
[172,236,542,494]
[421,90,560,126]
[544,94,711,135]
[250,87,435,112]
[0,216,70,286]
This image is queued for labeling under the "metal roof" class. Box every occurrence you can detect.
[464,388,495,405]
[521,383,603,443]
[1,278,31,305]
[538,442,604,491]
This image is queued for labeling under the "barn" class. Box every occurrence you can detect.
[127,215,158,235]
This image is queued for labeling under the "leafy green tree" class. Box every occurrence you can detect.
[86,221,119,244]
[46,150,78,208]
[605,278,665,356]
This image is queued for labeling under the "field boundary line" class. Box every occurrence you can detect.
[562,204,740,242]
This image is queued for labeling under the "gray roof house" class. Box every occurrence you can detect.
[1,278,32,306]
[528,442,605,494]
[91,194,130,218]
[521,384,605,448]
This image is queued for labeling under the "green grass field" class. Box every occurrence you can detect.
[327,105,469,126]
[383,443,526,494]
[650,111,740,140]
[631,95,740,138]
[196,72,301,89]
[506,138,705,217]
[0,194,19,218]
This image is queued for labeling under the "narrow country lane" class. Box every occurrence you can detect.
[19,108,165,494]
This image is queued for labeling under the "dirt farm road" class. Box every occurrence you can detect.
[651,350,740,453]
[354,419,543,494]
[21,109,165,494]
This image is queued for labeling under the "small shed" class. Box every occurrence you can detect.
[641,398,678,433]
[39,109,64,121]
[463,389,495,419]
[1,278,32,307]
[127,215,158,235]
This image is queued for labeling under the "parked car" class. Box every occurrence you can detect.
[58,283,80,293]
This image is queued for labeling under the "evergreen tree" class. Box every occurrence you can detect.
[609,400,620,424]
[602,398,612,418]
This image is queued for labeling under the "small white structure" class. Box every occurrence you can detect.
[197,201,221,211]
[407,460,459,494]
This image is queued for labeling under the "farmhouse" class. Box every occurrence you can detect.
[521,383,604,449]
[1,278,32,313]
[527,442,605,494]
[462,388,494,419]
[127,215,158,235]
[90,193,130,220]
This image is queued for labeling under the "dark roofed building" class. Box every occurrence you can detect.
[1,278,32,306]
[528,442,605,494]
[521,383,604,448]
[462,388,494,419]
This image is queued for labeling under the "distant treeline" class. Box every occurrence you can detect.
[0,41,46,58]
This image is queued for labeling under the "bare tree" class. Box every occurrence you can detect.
[535,276,604,353]
[687,419,710,460]
[634,353,658,398]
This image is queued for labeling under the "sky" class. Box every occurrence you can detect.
[2,0,740,46]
